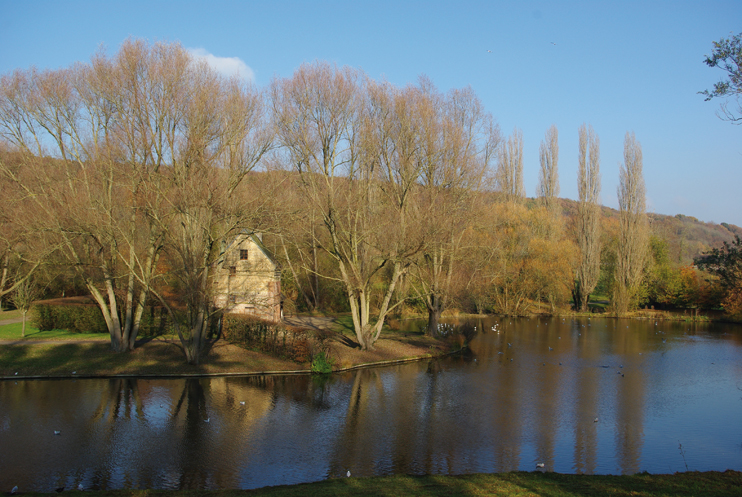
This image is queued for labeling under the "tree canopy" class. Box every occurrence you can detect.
[701,32,742,124]
[695,235,742,289]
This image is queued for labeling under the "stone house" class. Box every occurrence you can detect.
[212,231,282,322]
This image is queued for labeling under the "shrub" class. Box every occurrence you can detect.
[34,304,56,331]
[311,350,334,374]
[290,337,312,363]
[32,304,108,333]
[221,314,312,362]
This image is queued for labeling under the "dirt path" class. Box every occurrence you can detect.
[0,317,23,326]
[282,315,338,330]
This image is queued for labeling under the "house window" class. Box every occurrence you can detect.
[240,249,248,260]
[229,266,236,276]
[228,295,236,304]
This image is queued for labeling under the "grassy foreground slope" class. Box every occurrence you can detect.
[12,471,742,496]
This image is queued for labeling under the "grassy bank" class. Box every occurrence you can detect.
[0,338,311,378]
[0,315,447,378]
[12,471,742,496]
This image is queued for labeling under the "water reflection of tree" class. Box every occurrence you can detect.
[91,379,144,422]
[169,378,277,489]
[172,379,211,489]
[612,324,645,475]
[85,377,276,490]
[533,319,562,470]
[573,324,600,474]
[327,356,529,477]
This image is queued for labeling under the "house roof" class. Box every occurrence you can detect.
[226,230,280,269]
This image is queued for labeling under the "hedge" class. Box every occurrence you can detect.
[32,304,108,333]
[221,314,312,362]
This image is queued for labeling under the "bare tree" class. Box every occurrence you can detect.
[272,62,375,349]
[496,128,524,203]
[573,124,601,312]
[412,84,499,335]
[0,166,42,309]
[10,276,40,337]
[0,43,170,352]
[613,132,649,314]
[0,39,272,362]
[272,63,438,350]
[152,59,273,364]
[537,125,559,211]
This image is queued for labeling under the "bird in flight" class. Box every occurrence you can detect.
[487,50,492,53]
[550,42,557,45]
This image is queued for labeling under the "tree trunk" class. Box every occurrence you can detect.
[572,281,590,312]
[0,253,8,311]
[427,304,442,336]
[426,290,444,336]
[88,280,125,353]
[312,222,320,307]
[183,256,212,365]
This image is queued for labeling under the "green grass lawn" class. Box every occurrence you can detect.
[330,314,403,336]
[331,314,356,335]
[0,321,108,341]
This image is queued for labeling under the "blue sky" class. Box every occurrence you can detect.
[1,0,740,225]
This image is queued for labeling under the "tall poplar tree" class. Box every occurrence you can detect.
[537,125,559,212]
[496,128,524,203]
[573,124,601,312]
[614,132,649,314]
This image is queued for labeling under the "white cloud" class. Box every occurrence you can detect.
[187,48,255,82]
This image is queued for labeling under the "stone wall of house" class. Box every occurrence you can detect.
[213,234,282,322]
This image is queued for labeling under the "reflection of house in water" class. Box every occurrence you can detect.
[213,231,282,322]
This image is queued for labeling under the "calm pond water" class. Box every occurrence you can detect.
[1,316,741,491]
